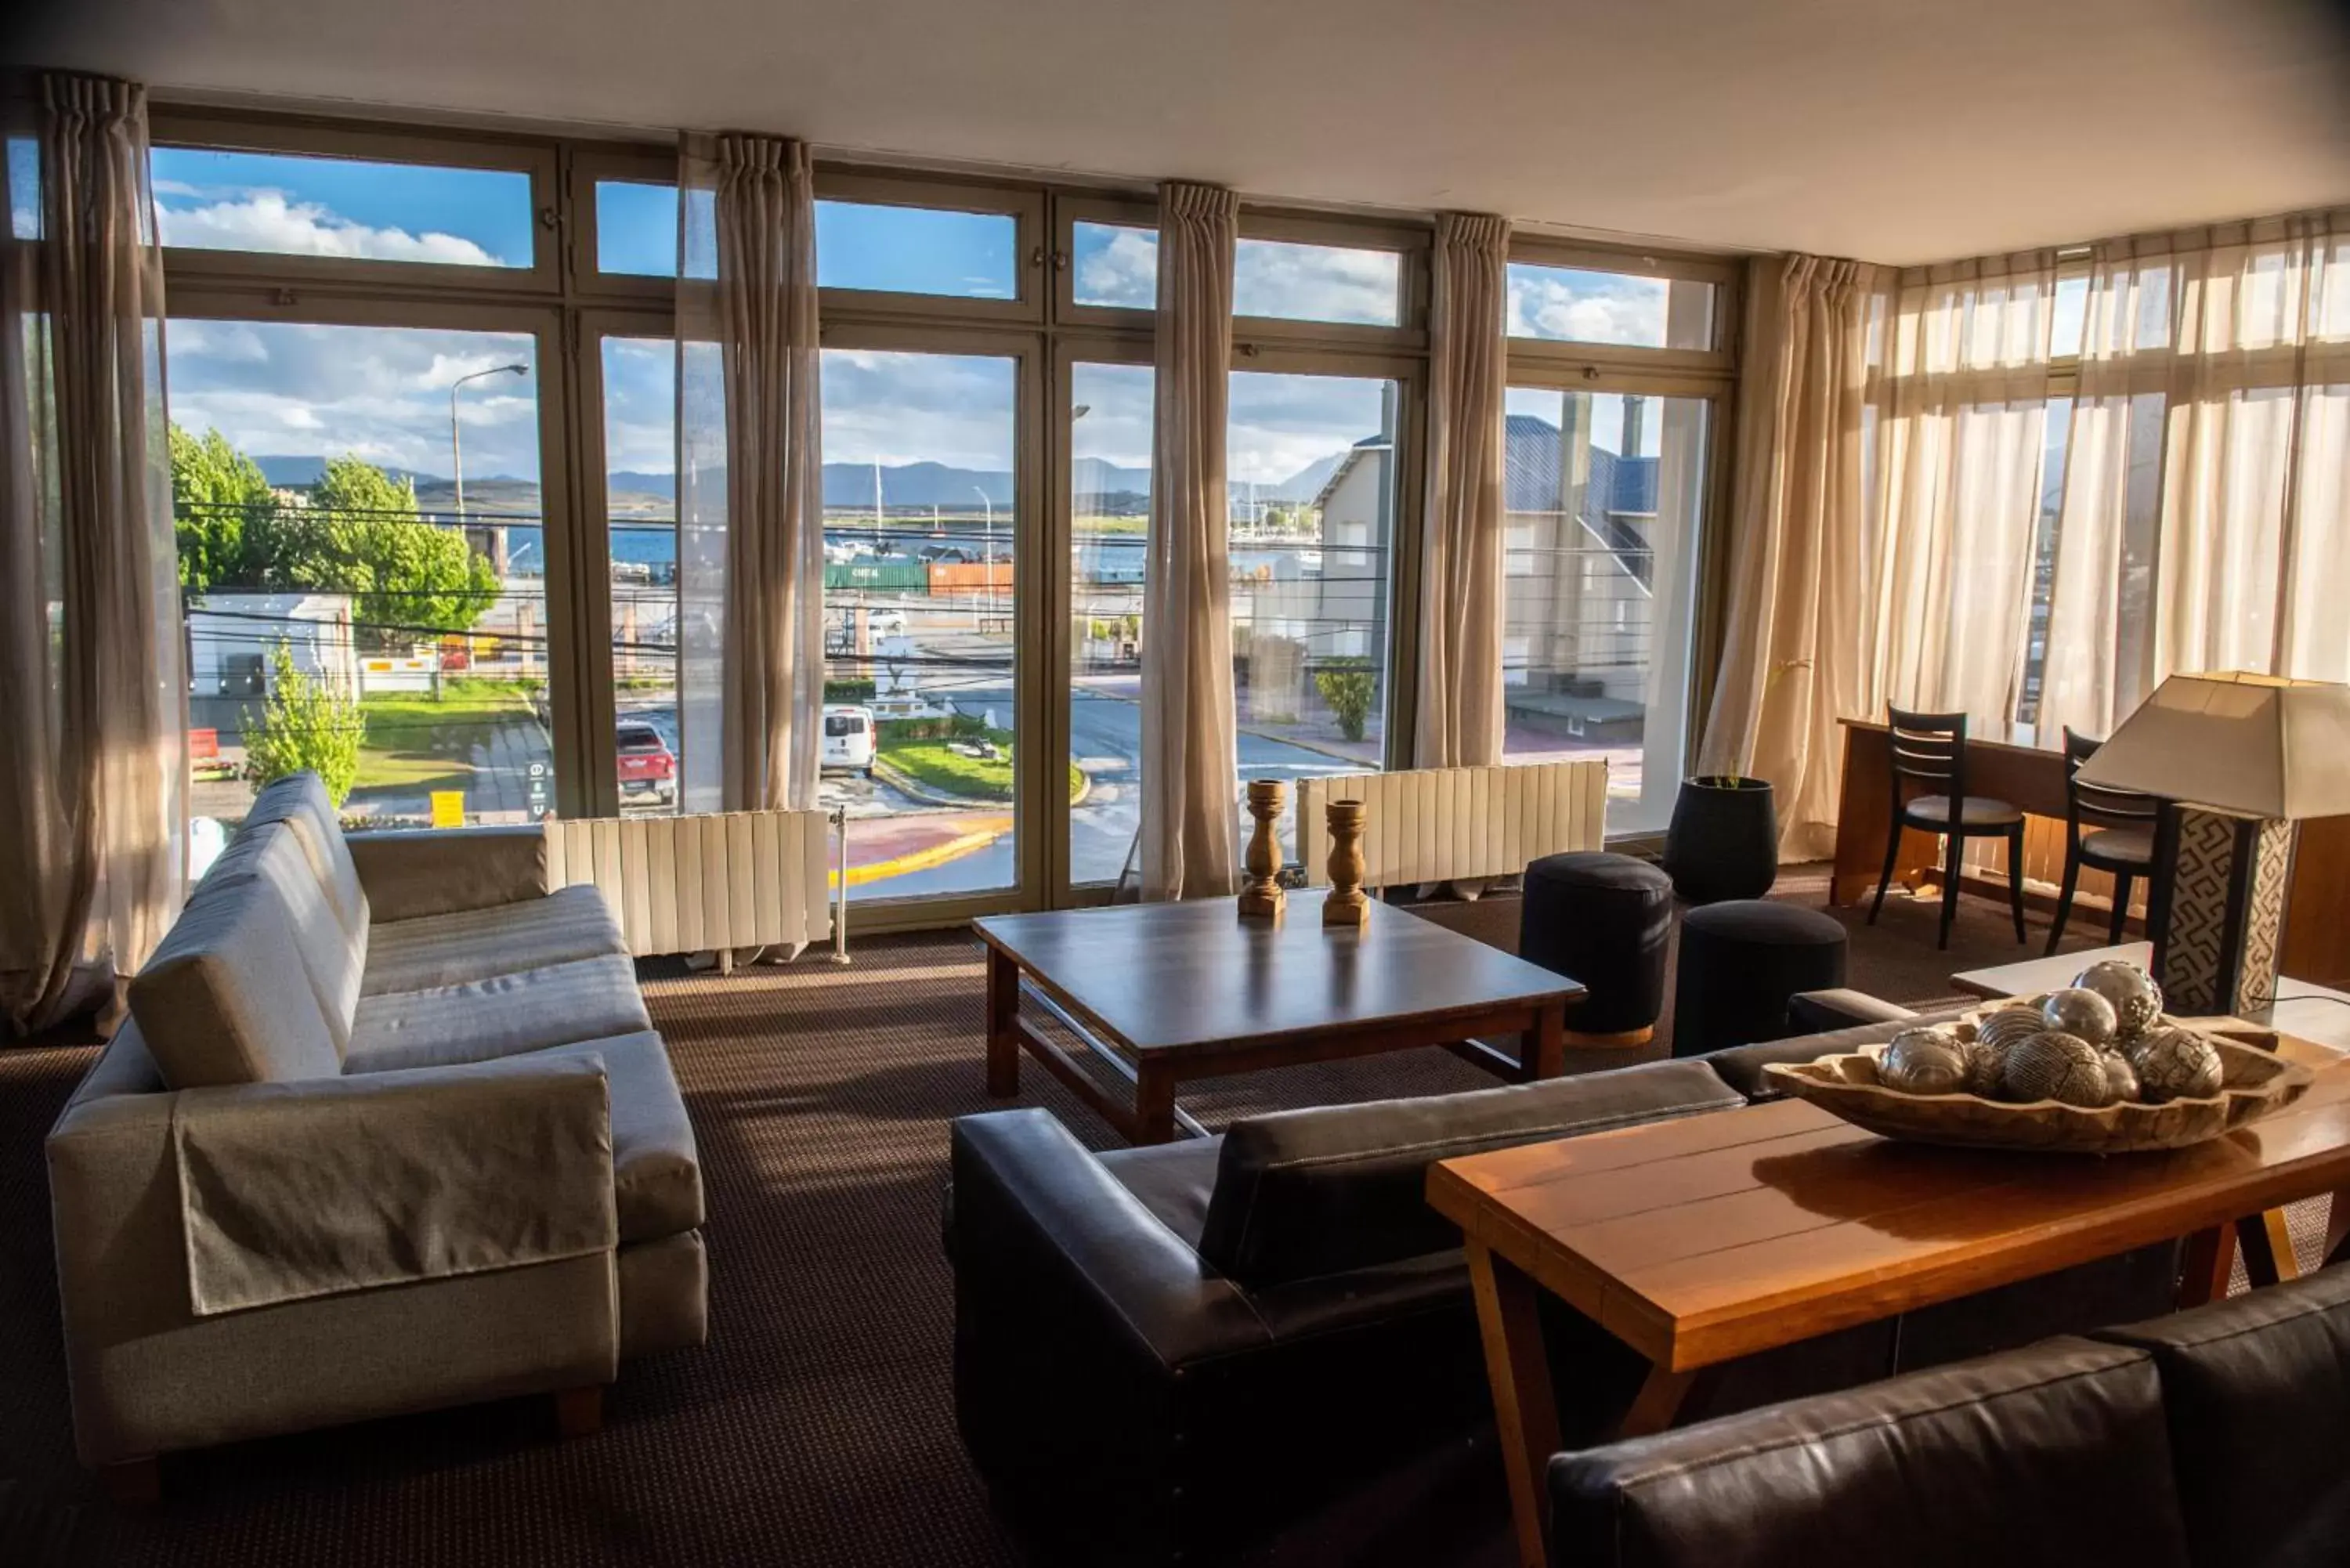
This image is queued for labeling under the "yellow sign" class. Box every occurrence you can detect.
[429,791,465,829]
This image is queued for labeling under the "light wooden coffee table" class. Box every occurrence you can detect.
[974,891,1585,1145]
[1428,1035,2350,1568]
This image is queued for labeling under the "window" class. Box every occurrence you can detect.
[602,335,680,811]
[815,201,1019,300]
[819,346,1021,899]
[1227,370,1401,840]
[1235,238,1403,327]
[1506,261,1715,351]
[1501,386,1711,834]
[595,179,687,278]
[172,318,553,836]
[150,146,535,268]
[1068,360,1154,887]
[1070,220,1156,309]
[7,135,36,239]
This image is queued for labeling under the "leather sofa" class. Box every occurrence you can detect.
[45,772,707,1483]
[945,993,2178,1568]
[1549,1259,2350,1568]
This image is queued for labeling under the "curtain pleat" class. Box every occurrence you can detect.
[1139,181,1241,901]
[1413,212,1510,770]
[676,132,823,816]
[1694,255,1875,859]
[0,74,185,1035]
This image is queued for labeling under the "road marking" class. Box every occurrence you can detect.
[829,817,1012,888]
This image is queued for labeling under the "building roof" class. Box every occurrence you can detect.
[1502,413,1655,520]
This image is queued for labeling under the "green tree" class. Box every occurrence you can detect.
[311,455,501,649]
[242,639,363,807]
[168,425,274,594]
[1313,659,1377,743]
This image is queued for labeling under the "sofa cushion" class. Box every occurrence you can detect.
[1196,1059,1745,1288]
[363,884,627,996]
[128,876,345,1088]
[537,1032,704,1242]
[2095,1261,2350,1568]
[1547,1337,2191,1568]
[343,954,653,1075]
[205,823,367,1054]
[242,771,368,944]
[1099,1136,1220,1249]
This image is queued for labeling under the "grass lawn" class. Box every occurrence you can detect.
[356,677,544,793]
[880,729,1085,803]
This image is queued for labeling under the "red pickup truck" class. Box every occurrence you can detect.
[616,721,678,807]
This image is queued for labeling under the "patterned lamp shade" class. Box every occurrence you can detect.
[2074,673,2350,1017]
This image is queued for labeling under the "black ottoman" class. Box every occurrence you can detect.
[1521,852,1672,1046]
[1672,900,1849,1057]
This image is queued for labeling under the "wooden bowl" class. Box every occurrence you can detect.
[1762,1025,2312,1154]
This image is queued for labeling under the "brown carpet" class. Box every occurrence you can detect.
[0,868,2326,1566]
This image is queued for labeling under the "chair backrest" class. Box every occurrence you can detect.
[2062,728,2160,833]
[1886,706,1969,805]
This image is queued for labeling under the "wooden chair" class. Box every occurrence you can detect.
[2043,726,2160,956]
[1867,707,2027,951]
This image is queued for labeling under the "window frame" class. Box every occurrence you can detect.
[1233,209,1429,350]
[1503,235,1737,379]
[1054,193,1160,330]
[812,168,1048,326]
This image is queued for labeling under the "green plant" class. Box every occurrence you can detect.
[243,639,363,807]
[168,424,277,594]
[823,677,877,703]
[1313,660,1377,743]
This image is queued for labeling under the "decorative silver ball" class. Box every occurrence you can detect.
[2126,1027,2225,1104]
[2102,1052,2142,1105]
[2073,960,2164,1039]
[2041,988,2120,1050]
[2003,1031,2121,1107]
[1962,1037,2007,1098]
[1976,1006,2050,1055]
[1880,1028,1970,1095]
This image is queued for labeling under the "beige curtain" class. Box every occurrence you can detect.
[0,74,186,1035]
[1860,254,2059,728]
[1139,181,1241,901]
[1694,255,1875,860]
[1413,212,1511,770]
[676,132,823,815]
[2041,211,2350,738]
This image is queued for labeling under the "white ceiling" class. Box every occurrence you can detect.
[15,0,2350,263]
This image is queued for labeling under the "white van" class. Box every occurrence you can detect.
[822,705,877,776]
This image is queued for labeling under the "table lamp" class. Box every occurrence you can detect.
[2073,672,2350,1017]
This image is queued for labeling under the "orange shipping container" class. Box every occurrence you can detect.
[925,561,1015,593]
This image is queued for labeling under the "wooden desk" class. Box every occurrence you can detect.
[1828,717,2350,988]
[1428,1048,2350,1568]
[974,892,1582,1145]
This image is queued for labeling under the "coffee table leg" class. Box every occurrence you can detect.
[2328,1187,2350,1269]
[1522,999,1566,1082]
[2178,1223,2236,1307]
[1134,1062,1177,1146]
[2238,1209,2301,1287]
[1466,1241,1560,1568]
[985,947,1020,1097]
[1614,1363,1713,1440]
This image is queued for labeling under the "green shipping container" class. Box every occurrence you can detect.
[823,562,930,591]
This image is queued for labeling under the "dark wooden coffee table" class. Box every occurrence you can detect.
[974,891,1585,1144]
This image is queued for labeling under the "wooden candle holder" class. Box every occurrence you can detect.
[1238,779,1288,920]
[1323,798,1368,929]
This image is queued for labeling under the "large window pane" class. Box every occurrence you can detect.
[1227,371,1400,842]
[1235,239,1402,327]
[1502,386,1709,834]
[815,201,1018,299]
[150,147,534,267]
[1506,262,1715,351]
[821,348,1020,898]
[603,336,681,812]
[173,319,551,845]
[1069,363,1153,887]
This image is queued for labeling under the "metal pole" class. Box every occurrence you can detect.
[831,806,852,965]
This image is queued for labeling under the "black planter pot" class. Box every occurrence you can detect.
[1663,776,1778,905]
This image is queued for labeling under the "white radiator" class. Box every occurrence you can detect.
[544,810,847,963]
[1296,761,1611,889]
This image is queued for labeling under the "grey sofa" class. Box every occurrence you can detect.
[46,772,707,1492]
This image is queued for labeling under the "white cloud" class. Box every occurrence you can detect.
[1506,272,1669,347]
[1234,240,1399,327]
[157,190,500,267]
[1076,228,1158,309]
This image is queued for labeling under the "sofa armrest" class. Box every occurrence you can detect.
[345,826,549,922]
[948,1108,1270,1370]
[1788,988,1918,1033]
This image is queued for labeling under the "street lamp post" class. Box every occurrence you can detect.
[448,362,528,577]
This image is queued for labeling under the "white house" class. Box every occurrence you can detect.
[186,592,360,700]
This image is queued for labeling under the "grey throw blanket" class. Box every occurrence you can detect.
[173,1053,618,1317]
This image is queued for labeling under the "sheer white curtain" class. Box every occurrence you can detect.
[1139,181,1242,901]
[0,75,185,1035]
[2041,211,2350,739]
[1860,255,2059,731]
[675,132,824,815]
[1413,211,1510,770]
